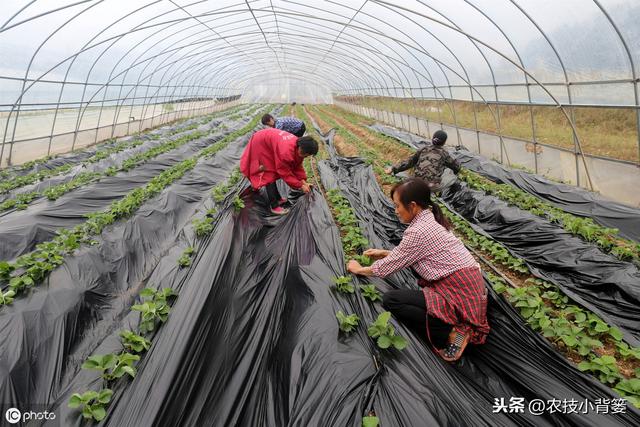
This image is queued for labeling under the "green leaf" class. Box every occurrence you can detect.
[91,405,107,421]
[562,335,579,347]
[82,406,93,420]
[362,416,380,427]
[609,327,624,341]
[520,308,534,318]
[360,285,382,302]
[577,361,592,371]
[121,365,136,378]
[375,311,391,326]
[82,354,116,371]
[68,394,83,408]
[539,317,551,329]
[574,312,587,323]
[81,358,101,370]
[391,335,408,350]
[97,389,113,404]
[377,335,392,349]
[594,322,609,333]
[140,288,155,299]
[159,288,177,299]
[336,311,360,333]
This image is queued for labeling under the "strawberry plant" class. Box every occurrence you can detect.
[0,290,16,305]
[119,330,151,353]
[84,211,116,234]
[212,185,227,202]
[343,227,369,253]
[133,287,177,333]
[325,189,369,257]
[228,168,244,185]
[614,378,640,407]
[0,261,14,280]
[458,169,640,262]
[505,285,544,319]
[353,254,372,266]
[178,247,195,267]
[68,389,113,422]
[540,288,569,308]
[0,163,73,194]
[615,342,640,360]
[335,210,358,226]
[82,353,140,381]
[233,195,245,212]
[333,276,355,294]
[367,311,408,350]
[578,355,623,384]
[8,275,35,292]
[193,217,214,237]
[336,311,360,333]
[44,172,101,200]
[108,353,140,380]
[360,284,382,302]
[104,166,118,176]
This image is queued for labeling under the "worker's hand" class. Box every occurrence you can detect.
[301,183,312,193]
[384,167,393,175]
[347,260,362,274]
[364,248,390,260]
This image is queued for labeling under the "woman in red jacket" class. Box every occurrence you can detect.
[240,128,318,214]
[347,178,489,361]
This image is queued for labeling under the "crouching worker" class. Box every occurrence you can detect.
[240,128,318,215]
[262,114,306,138]
[384,130,460,193]
[347,178,489,361]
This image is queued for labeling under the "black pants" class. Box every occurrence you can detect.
[382,289,452,348]
[293,123,306,138]
[266,182,282,208]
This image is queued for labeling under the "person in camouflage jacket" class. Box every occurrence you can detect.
[385,130,460,191]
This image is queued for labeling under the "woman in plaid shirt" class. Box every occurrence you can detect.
[347,178,489,361]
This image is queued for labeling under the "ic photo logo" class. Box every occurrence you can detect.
[5,407,56,424]
[5,408,20,424]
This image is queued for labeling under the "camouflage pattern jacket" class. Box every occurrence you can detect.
[391,144,461,185]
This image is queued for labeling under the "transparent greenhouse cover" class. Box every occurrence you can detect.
[0,0,639,153]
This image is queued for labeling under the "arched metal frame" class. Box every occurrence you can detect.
[0,0,638,195]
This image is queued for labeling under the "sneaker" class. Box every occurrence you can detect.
[270,206,289,215]
[277,197,287,206]
[438,328,470,362]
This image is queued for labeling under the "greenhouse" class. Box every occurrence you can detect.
[0,1,639,426]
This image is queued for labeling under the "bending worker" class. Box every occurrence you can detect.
[347,178,489,361]
[240,127,318,215]
[385,130,461,192]
[261,113,306,138]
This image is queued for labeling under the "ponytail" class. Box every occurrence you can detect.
[390,178,452,230]
[429,202,451,231]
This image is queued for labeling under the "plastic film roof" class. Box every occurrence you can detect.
[1,0,639,153]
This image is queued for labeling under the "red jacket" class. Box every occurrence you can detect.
[240,128,307,189]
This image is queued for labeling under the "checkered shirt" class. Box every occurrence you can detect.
[371,209,490,344]
[275,117,304,135]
